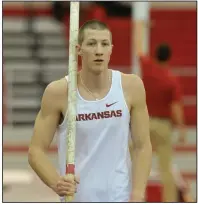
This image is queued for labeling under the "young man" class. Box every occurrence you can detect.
[134,20,186,202]
[28,20,152,202]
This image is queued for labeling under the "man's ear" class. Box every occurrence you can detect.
[110,44,114,55]
[76,44,82,56]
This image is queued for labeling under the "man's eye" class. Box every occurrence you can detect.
[88,43,95,46]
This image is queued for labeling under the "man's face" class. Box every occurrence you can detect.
[78,29,113,74]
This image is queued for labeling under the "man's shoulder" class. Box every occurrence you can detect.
[121,73,145,101]
[121,73,144,88]
[43,78,67,100]
[121,73,146,107]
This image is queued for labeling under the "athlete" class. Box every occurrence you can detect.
[28,19,152,202]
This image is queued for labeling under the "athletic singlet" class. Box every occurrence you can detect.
[57,70,132,202]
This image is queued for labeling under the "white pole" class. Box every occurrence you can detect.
[131,2,150,77]
[65,2,80,202]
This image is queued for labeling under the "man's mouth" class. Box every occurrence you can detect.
[94,59,104,62]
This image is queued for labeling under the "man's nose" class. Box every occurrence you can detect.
[95,44,103,56]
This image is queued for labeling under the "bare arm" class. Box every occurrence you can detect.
[170,78,185,128]
[134,20,145,56]
[28,81,64,189]
[129,75,152,201]
[170,78,186,143]
[171,101,186,143]
[134,16,154,57]
[171,102,185,129]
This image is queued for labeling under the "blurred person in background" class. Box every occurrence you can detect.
[150,164,195,202]
[133,20,187,202]
[129,144,194,202]
[94,2,132,17]
[51,1,70,23]
[52,2,93,24]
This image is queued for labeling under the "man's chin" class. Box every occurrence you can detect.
[90,65,105,75]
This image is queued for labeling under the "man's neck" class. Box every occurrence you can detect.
[78,68,111,92]
[156,60,168,67]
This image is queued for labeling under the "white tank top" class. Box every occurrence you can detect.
[57,70,132,202]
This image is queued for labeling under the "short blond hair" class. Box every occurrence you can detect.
[78,19,111,44]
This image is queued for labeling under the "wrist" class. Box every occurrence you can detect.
[49,176,60,190]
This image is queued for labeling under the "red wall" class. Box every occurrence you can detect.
[150,10,197,67]
[103,10,197,68]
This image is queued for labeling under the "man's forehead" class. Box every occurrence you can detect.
[84,29,111,41]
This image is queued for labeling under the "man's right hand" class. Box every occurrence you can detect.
[51,176,80,197]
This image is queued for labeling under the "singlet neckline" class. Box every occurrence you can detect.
[77,70,115,103]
